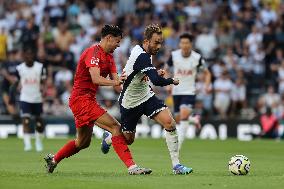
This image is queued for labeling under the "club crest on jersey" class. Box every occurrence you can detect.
[90,57,99,65]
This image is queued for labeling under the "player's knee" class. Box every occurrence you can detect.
[35,117,45,133]
[125,138,134,145]
[22,117,30,126]
[22,117,31,132]
[163,118,176,130]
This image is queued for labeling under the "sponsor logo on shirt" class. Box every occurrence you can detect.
[90,57,99,65]
[176,69,192,76]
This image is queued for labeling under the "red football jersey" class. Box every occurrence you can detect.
[71,44,117,97]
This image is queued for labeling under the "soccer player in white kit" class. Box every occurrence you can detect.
[166,33,211,150]
[12,47,47,151]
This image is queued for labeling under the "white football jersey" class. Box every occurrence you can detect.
[119,45,155,109]
[16,61,46,103]
[168,49,206,95]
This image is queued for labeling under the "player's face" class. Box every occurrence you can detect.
[107,35,121,53]
[147,33,163,55]
[23,50,35,66]
[179,38,192,55]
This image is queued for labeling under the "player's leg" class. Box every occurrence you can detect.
[33,103,44,152]
[95,113,139,170]
[178,95,197,150]
[45,125,93,173]
[20,101,33,151]
[152,108,179,165]
[100,104,141,153]
[99,106,152,175]
[178,106,191,150]
[153,108,193,174]
[146,96,192,174]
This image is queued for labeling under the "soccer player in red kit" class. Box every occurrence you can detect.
[44,25,152,175]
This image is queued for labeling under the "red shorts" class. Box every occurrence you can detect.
[69,94,106,128]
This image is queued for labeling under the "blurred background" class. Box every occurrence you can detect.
[0,0,284,140]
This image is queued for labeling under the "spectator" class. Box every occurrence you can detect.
[260,3,277,26]
[260,107,279,139]
[195,27,218,60]
[213,71,233,119]
[258,85,281,114]
[196,72,213,112]
[54,21,74,52]
[278,60,284,95]
[19,16,39,51]
[245,25,263,55]
[231,78,246,116]
[0,50,20,117]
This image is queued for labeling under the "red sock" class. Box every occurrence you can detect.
[54,140,80,163]
[112,135,135,168]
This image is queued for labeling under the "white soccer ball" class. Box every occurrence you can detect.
[228,155,251,175]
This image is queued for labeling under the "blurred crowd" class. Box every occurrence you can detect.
[1,0,284,121]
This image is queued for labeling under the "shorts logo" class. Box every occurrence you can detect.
[90,57,99,65]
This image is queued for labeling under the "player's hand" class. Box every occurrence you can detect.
[115,71,127,85]
[119,71,127,82]
[114,79,122,86]
[158,69,165,77]
[172,78,179,85]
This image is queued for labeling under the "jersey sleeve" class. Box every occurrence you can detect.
[197,57,207,72]
[41,66,47,80]
[134,53,173,86]
[84,47,101,68]
[133,53,156,73]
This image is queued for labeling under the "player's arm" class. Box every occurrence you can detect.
[85,47,122,86]
[198,57,212,92]
[145,69,178,86]
[134,54,178,86]
[89,67,121,86]
[203,68,212,92]
[40,66,47,94]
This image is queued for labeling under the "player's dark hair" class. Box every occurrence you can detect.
[144,24,162,40]
[179,33,194,42]
[101,25,123,38]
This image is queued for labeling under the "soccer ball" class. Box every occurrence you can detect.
[228,155,251,175]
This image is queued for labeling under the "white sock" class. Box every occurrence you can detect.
[165,129,180,167]
[105,131,112,145]
[178,120,189,150]
[35,132,44,152]
[23,133,32,151]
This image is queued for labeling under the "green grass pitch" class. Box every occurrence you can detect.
[0,138,284,189]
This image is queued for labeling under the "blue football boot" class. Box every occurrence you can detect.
[173,164,193,175]
[101,131,111,154]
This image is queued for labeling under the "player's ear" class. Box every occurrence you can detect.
[105,34,112,41]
